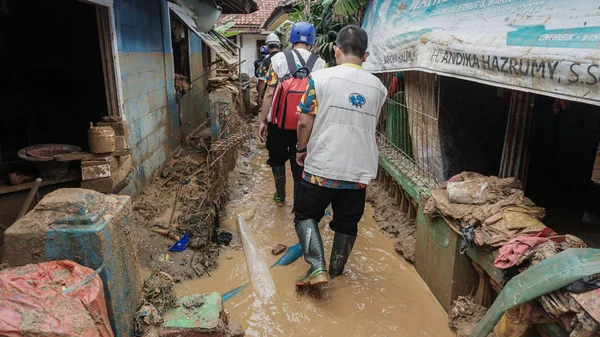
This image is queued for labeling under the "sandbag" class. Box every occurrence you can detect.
[0,260,114,337]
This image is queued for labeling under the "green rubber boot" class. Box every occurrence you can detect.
[295,219,328,286]
[272,166,286,207]
[329,232,357,278]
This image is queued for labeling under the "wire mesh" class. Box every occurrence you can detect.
[375,72,441,190]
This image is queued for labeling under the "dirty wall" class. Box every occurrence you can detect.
[114,0,208,195]
[240,34,264,77]
[179,34,210,136]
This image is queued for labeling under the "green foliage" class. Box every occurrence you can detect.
[275,0,365,65]
[214,22,242,38]
[324,0,366,17]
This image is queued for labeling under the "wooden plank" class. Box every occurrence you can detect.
[467,245,506,287]
[54,149,130,162]
[0,176,77,195]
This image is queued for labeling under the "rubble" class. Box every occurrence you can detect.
[131,69,250,282]
[162,292,245,337]
[448,296,494,337]
[142,270,178,313]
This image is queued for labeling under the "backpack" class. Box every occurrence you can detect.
[271,50,319,130]
[254,55,266,77]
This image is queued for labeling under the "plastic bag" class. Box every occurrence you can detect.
[0,260,114,337]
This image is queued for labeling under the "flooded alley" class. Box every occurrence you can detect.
[2,1,599,336]
[172,136,454,337]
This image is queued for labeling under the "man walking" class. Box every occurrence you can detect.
[254,45,268,79]
[293,25,387,286]
[258,22,326,207]
[257,33,281,106]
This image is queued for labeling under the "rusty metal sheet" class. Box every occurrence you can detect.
[362,0,600,106]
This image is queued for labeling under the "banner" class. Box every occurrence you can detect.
[362,0,600,106]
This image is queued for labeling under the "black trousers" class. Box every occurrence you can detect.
[266,123,302,180]
[293,180,366,236]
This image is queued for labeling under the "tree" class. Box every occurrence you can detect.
[275,0,365,65]
[322,0,367,18]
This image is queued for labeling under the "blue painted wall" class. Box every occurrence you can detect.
[113,0,181,194]
[179,32,210,136]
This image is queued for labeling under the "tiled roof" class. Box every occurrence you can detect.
[217,0,281,33]
[261,0,299,29]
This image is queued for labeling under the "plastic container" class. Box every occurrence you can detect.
[88,123,116,154]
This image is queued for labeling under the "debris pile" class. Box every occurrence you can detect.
[142,270,178,312]
[132,68,250,282]
[449,296,493,337]
[208,76,240,94]
[135,273,246,337]
[426,172,598,336]
[244,77,259,115]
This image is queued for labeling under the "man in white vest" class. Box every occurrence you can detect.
[293,25,387,287]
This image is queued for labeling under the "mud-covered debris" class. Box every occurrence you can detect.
[135,302,162,337]
[182,295,205,309]
[272,244,287,256]
[367,183,416,263]
[225,320,245,337]
[448,296,494,337]
[142,271,178,312]
[217,231,234,246]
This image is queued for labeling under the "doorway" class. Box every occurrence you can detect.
[0,0,119,232]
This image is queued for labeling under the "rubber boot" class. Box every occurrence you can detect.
[272,166,286,207]
[295,219,328,286]
[329,232,357,278]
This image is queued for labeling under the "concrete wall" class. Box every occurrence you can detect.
[240,33,265,77]
[113,0,178,195]
[113,0,210,195]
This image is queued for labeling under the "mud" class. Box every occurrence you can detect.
[448,296,493,337]
[132,145,232,282]
[142,270,178,312]
[366,183,417,262]
[168,134,453,337]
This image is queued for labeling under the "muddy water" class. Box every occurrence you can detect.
[176,144,454,337]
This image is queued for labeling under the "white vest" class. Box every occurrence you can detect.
[304,65,387,185]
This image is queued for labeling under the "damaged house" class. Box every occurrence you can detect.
[0,0,256,248]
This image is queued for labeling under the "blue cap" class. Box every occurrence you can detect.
[260,45,269,54]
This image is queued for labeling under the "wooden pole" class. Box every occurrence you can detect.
[16,178,42,220]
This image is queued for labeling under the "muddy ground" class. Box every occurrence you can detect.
[131,129,419,284]
[132,142,231,282]
[366,183,417,263]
